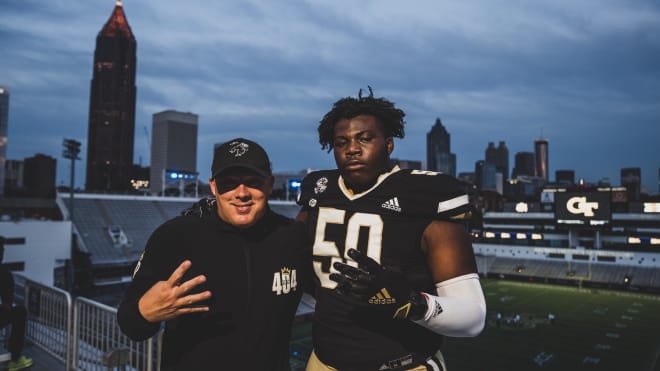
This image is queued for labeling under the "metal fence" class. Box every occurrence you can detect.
[73,297,157,371]
[15,274,161,371]
[15,274,72,368]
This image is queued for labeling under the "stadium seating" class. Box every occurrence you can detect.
[475,255,659,291]
[62,196,301,289]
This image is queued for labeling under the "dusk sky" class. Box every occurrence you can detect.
[2,0,659,193]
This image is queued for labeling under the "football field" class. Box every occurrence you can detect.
[290,279,660,371]
[443,279,660,371]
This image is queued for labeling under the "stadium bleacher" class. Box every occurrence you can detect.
[476,255,660,291]
[62,195,302,294]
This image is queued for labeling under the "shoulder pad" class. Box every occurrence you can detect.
[392,170,472,220]
[297,170,339,207]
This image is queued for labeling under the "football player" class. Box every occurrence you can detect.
[297,87,486,371]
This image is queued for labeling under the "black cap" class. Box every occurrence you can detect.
[211,138,272,178]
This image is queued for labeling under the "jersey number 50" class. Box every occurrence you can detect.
[313,207,384,289]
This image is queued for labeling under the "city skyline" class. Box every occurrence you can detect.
[1,1,659,192]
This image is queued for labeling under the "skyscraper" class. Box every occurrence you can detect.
[534,138,549,181]
[496,141,509,180]
[621,167,641,201]
[85,1,136,192]
[24,154,57,198]
[512,152,535,179]
[485,142,497,165]
[485,141,509,181]
[150,110,198,195]
[475,160,496,191]
[0,86,9,197]
[426,118,456,176]
[4,159,23,195]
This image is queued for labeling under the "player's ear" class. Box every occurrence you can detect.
[386,137,394,154]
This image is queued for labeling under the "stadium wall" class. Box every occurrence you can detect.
[0,220,71,285]
[474,243,659,268]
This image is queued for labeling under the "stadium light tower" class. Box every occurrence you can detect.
[63,138,81,220]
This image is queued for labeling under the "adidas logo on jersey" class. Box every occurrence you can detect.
[369,288,397,305]
[381,197,402,212]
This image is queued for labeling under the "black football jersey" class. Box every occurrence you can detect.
[298,166,470,370]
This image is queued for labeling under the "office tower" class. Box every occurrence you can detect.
[534,138,549,181]
[485,142,497,165]
[485,141,509,182]
[150,110,198,195]
[496,141,509,180]
[555,170,575,185]
[0,86,9,197]
[426,118,456,176]
[4,159,23,195]
[85,1,137,192]
[475,160,496,191]
[512,152,535,179]
[24,154,57,198]
[621,167,641,201]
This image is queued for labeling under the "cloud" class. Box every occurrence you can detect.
[1,0,659,192]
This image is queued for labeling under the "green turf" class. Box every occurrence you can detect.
[443,279,660,371]
[290,279,660,370]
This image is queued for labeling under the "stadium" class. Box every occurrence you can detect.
[0,188,658,370]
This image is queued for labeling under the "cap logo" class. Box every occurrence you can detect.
[229,141,249,157]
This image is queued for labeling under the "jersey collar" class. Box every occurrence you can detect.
[338,165,400,201]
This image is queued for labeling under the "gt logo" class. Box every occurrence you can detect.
[566,196,598,217]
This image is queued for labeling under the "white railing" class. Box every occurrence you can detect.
[73,297,157,371]
[15,274,161,371]
[15,274,72,368]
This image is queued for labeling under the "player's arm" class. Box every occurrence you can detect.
[422,220,477,281]
[329,221,486,337]
[415,220,486,337]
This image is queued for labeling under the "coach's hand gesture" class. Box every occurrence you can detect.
[138,260,211,322]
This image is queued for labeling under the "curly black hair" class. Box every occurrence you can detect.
[318,86,406,152]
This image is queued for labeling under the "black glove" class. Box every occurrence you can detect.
[329,248,427,320]
[181,198,216,218]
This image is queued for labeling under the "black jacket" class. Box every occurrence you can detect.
[0,264,13,307]
[117,207,310,371]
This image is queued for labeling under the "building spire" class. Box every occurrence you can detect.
[100,0,134,39]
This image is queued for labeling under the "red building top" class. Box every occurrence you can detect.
[100,0,134,39]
